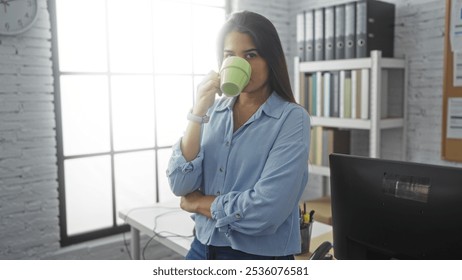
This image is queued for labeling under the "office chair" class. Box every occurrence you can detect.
[309,241,333,260]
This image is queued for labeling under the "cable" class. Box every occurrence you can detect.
[121,205,193,260]
[142,209,194,259]
[122,206,167,259]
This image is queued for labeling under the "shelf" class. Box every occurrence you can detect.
[298,56,405,72]
[299,58,372,72]
[310,117,404,130]
[296,50,408,182]
[379,118,404,129]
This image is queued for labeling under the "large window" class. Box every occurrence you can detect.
[50,0,227,245]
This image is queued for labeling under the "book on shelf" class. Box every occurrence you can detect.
[351,69,358,119]
[323,72,331,117]
[339,70,345,118]
[308,74,314,115]
[354,69,362,119]
[343,71,352,118]
[299,72,307,110]
[315,72,323,116]
[309,73,318,116]
[381,69,389,118]
[309,126,324,166]
[331,71,340,118]
[305,74,311,112]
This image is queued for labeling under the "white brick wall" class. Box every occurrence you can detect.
[0,0,460,259]
[0,0,60,259]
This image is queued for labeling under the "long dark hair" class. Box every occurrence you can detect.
[216,11,296,103]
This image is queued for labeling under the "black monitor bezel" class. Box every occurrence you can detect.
[329,153,462,260]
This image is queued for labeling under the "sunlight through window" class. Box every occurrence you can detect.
[53,0,226,244]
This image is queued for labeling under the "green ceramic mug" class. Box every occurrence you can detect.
[219,56,252,97]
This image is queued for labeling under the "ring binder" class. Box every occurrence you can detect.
[325,6,335,61]
[355,0,395,58]
[314,8,325,61]
[334,4,345,60]
[345,2,356,59]
[305,10,315,62]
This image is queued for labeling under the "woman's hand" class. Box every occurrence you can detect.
[192,71,221,116]
[180,190,216,219]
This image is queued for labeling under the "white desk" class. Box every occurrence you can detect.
[119,200,332,260]
[118,200,194,259]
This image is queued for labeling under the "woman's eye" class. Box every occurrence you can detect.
[245,53,257,59]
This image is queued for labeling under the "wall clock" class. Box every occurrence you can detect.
[0,0,39,35]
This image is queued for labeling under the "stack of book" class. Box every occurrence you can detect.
[300,69,381,119]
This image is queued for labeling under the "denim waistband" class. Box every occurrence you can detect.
[186,237,294,260]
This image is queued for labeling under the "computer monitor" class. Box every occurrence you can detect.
[329,153,462,260]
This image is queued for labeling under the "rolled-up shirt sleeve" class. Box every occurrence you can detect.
[211,191,244,234]
[167,139,204,196]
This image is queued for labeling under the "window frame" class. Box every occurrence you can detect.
[49,0,230,246]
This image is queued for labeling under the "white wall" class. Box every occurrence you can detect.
[0,0,60,259]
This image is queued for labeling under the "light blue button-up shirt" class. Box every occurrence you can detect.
[167,92,310,256]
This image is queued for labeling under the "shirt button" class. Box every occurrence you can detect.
[235,213,241,219]
[225,141,230,146]
[216,191,221,195]
[219,167,224,172]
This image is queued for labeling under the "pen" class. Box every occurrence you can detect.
[309,210,315,223]
[299,207,303,226]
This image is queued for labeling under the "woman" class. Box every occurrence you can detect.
[167,11,310,260]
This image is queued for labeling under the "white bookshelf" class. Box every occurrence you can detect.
[295,50,408,178]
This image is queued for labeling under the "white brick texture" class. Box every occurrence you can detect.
[0,0,59,259]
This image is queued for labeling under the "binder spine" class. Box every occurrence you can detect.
[334,5,345,60]
[366,0,395,58]
[345,2,356,59]
[356,0,367,58]
[324,6,335,61]
[314,8,325,61]
[305,10,315,62]
[297,12,306,61]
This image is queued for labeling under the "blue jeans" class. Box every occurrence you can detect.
[185,238,295,260]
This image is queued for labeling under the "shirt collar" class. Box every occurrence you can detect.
[215,92,286,119]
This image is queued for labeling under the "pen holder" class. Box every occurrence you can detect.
[300,222,313,254]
